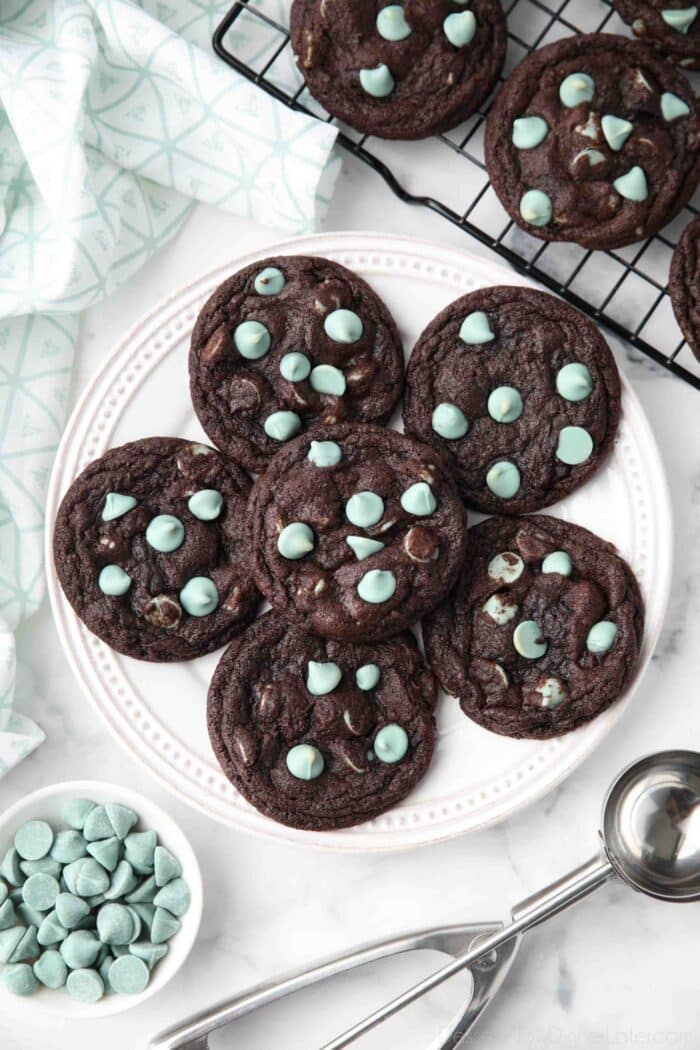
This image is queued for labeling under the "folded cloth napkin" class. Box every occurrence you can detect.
[0,0,339,777]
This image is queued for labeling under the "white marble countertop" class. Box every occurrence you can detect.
[2,150,700,1050]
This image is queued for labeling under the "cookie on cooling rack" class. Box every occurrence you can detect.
[245,423,468,642]
[189,256,404,474]
[613,1,700,71]
[53,437,260,661]
[207,613,437,831]
[485,34,700,250]
[403,286,621,515]
[669,214,700,361]
[290,0,507,140]
[423,515,645,740]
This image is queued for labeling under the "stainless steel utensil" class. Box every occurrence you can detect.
[151,750,700,1050]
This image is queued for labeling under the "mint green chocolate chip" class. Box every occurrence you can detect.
[34,949,68,989]
[306,661,342,696]
[97,903,137,946]
[278,522,315,560]
[37,911,68,946]
[574,148,605,166]
[0,849,23,886]
[400,481,436,516]
[307,440,342,466]
[55,893,90,930]
[486,461,521,499]
[443,10,476,45]
[98,564,132,596]
[346,490,384,528]
[513,620,548,659]
[105,803,138,842]
[488,551,524,584]
[661,91,691,122]
[17,902,44,930]
[488,386,523,423]
[357,568,397,604]
[146,514,185,553]
[15,820,53,861]
[22,873,59,912]
[614,166,648,202]
[601,114,633,151]
[51,830,87,865]
[346,535,385,561]
[482,594,518,625]
[179,577,219,617]
[520,188,553,227]
[84,805,114,842]
[105,861,138,902]
[512,115,549,149]
[556,426,594,465]
[130,903,156,934]
[535,677,567,709]
[356,664,381,690]
[556,362,593,402]
[150,908,180,945]
[0,883,6,906]
[661,6,697,33]
[87,836,121,873]
[154,847,181,888]
[254,266,286,296]
[324,308,364,343]
[124,831,157,875]
[280,351,311,382]
[152,878,190,918]
[586,620,618,653]
[559,72,594,107]
[10,926,39,963]
[188,489,223,521]
[286,744,325,781]
[0,927,24,963]
[63,799,96,831]
[60,930,101,970]
[377,4,411,40]
[431,402,469,439]
[109,954,149,995]
[459,311,494,345]
[359,64,394,98]
[234,320,271,360]
[125,875,157,905]
[102,492,137,521]
[0,900,17,931]
[66,967,104,1002]
[542,551,573,576]
[310,364,346,396]
[77,860,111,899]
[374,724,409,764]
[264,410,301,442]
[4,963,39,996]
[20,857,60,879]
[130,940,167,969]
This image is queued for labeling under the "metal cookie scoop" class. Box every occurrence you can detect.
[151,750,700,1050]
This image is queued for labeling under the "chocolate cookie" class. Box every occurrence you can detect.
[290,0,507,141]
[246,423,468,642]
[208,613,437,830]
[189,256,404,473]
[423,515,644,740]
[53,437,260,661]
[485,34,700,250]
[614,1,700,71]
[403,286,621,515]
[669,214,700,360]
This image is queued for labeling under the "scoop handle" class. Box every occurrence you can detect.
[321,854,614,1050]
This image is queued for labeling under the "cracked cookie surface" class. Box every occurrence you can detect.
[613,1,700,71]
[208,613,436,830]
[670,214,700,361]
[423,515,644,739]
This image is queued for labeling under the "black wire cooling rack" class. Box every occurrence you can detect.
[213,0,700,389]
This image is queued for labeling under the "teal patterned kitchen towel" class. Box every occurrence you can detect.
[0,0,339,776]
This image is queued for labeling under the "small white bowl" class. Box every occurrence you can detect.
[0,780,203,1018]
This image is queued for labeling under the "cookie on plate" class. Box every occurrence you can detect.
[245,423,468,642]
[189,256,404,474]
[423,515,645,740]
[669,213,700,360]
[208,613,437,831]
[403,286,621,515]
[290,0,507,140]
[485,34,700,250]
[613,1,700,71]
[53,437,260,661]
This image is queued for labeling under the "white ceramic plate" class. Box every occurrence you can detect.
[45,232,672,853]
[0,780,202,1018]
